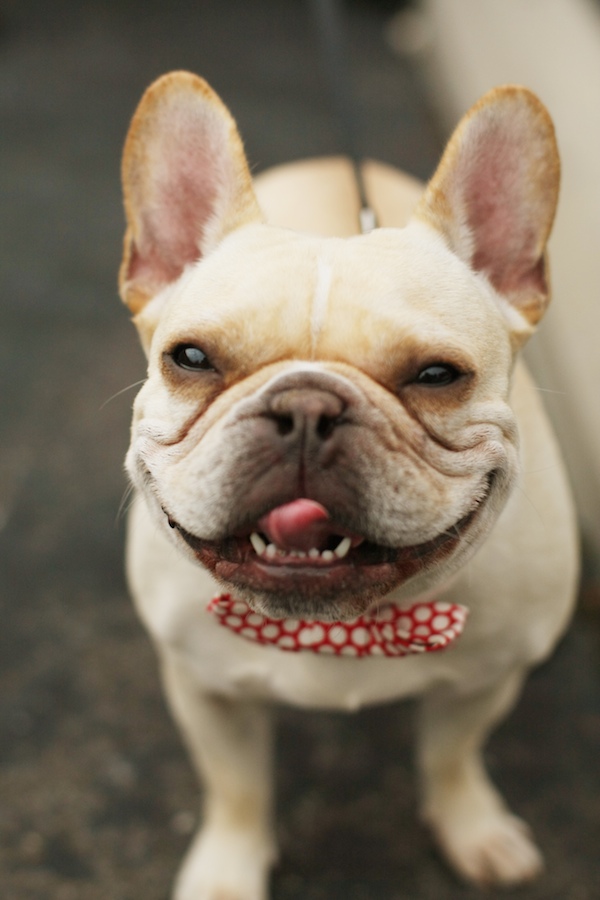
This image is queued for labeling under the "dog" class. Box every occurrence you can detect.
[118,71,578,898]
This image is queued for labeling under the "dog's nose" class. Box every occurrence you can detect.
[267,388,346,442]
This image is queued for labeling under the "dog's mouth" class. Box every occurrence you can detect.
[165,477,494,618]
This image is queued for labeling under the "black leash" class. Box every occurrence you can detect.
[309,0,378,233]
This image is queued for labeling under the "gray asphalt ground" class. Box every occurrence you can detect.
[1,1,599,898]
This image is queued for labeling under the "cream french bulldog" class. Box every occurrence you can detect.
[119,72,578,898]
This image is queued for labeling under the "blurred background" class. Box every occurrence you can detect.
[0,1,598,898]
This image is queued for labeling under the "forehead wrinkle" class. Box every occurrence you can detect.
[310,255,333,356]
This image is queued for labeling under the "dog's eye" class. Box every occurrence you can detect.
[415,364,461,387]
[171,344,214,372]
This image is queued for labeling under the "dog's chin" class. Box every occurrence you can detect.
[165,485,495,621]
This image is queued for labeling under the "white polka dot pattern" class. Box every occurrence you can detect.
[208,595,468,658]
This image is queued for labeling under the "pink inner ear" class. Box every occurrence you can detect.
[125,91,235,293]
[129,152,219,288]
[461,126,548,298]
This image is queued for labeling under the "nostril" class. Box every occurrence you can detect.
[275,414,295,437]
[316,414,337,440]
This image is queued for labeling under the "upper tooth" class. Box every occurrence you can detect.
[334,536,352,559]
[250,532,267,555]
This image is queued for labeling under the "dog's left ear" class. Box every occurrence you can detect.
[414,85,559,346]
[119,71,262,318]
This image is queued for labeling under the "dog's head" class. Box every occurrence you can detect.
[119,72,559,621]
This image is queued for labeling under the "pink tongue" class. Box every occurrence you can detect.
[258,499,332,552]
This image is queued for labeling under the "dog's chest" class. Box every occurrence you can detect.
[173,622,460,711]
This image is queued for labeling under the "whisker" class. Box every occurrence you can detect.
[535,387,566,396]
[514,483,543,523]
[100,379,146,411]
[116,482,136,525]
[437,523,464,545]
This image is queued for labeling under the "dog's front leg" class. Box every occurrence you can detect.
[159,649,277,900]
[416,670,543,888]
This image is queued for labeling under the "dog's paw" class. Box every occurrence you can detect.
[173,825,276,900]
[429,805,544,887]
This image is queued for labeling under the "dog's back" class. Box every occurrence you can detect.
[255,156,422,235]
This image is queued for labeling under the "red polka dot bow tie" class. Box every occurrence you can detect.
[208,594,468,658]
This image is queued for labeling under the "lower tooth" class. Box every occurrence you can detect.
[250,532,267,555]
[256,543,347,562]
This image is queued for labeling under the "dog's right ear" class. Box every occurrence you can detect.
[119,72,261,324]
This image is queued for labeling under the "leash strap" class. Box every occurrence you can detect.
[309,0,378,233]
